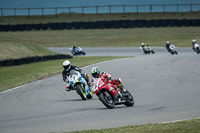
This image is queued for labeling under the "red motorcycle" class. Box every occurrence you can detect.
[92,78,134,109]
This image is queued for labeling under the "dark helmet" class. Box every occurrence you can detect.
[91,67,100,78]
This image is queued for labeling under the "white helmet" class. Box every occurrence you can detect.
[141,43,145,46]
[63,60,71,71]
[192,40,196,43]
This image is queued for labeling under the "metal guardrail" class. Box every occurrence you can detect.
[1,4,200,17]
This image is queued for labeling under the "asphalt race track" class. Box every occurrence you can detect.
[0,47,200,133]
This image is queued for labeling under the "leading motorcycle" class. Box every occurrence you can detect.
[67,70,92,100]
[193,43,200,54]
[91,78,134,109]
[68,47,86,55]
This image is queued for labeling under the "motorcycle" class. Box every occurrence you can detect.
[169,44,178,55]
[91,78,134,109]
[140,45,155,54]
[193,43,200,54]
[67,70,92,100]
[68,47,86,55]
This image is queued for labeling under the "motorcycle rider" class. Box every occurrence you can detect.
[72,45,78,54]
[62,60,89,91]
[192,40,197,51]
[166,41,171,52]
[91,67,124,91]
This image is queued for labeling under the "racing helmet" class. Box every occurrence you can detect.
[192,40,196,43]
[166,41,170,44]
[63,60,71,71]
[91,67,100,78]
[141,43,145,47]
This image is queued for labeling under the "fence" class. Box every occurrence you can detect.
[1,4,200,17]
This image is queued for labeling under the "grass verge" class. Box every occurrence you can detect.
[0,27,200,50]
[0,42,55,60]
[61,118,200,133]
[0,56,129,92]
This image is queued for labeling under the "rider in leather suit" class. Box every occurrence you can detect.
[91,67,124,90]
[62,60,89,91]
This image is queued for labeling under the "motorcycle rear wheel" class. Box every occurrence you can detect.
[124,90,134,107]
[76,84,87,100]
[99,91,115,109]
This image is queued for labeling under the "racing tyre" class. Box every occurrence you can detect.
[82,52,86,55]
[76,84,87,100]
[175,51,178,55]
[99,91,115,109]
[86,91,93,99]
[124,90,134,107]
[151,50,155,54]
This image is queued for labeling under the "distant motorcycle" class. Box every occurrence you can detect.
[92,78,134,109]
[193,43,200,54]
[169,44,178,55]
[69,47,86,55]
[140,45,155,54]
[67,70,92,100]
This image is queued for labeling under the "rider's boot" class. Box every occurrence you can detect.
[117,84,126,92]
[65,83,71,91]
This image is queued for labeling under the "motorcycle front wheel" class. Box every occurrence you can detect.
[124,90,134,107]
[86,91,93,99]
[99,91,115,109]
[76,84,87,100]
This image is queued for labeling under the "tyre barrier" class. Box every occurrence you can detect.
[0,54,73,67]
[0,19,200,32]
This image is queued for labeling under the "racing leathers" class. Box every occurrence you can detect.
[93,72,124,91]
[166,42,171,52]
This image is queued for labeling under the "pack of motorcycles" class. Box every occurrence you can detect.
[67,43,199,109]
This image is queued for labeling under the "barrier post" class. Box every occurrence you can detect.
[190,4,193,12]
[69,7,71,16]
[163,5,165,13]
[96,6,98,14]
[150,5,152,13]
[123,5,125,14]
[42,8,43,17]
[14,8,16,16]
[109,5,111,14]
[28,8,30,17]
[136,5,138,14]
[177,4,179,13]
[82,7,84,15]
[56,8,57,17]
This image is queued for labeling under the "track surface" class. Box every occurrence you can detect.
[1,47,200,133]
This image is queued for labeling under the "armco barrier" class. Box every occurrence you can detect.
[0,19,200,31]
[0,54,73,67]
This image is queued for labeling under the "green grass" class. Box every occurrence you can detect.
[0,42,55,60]
[60,118,200,133]
[0,27,200,52]
[0,12,200,25]
[0,56,128,92]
